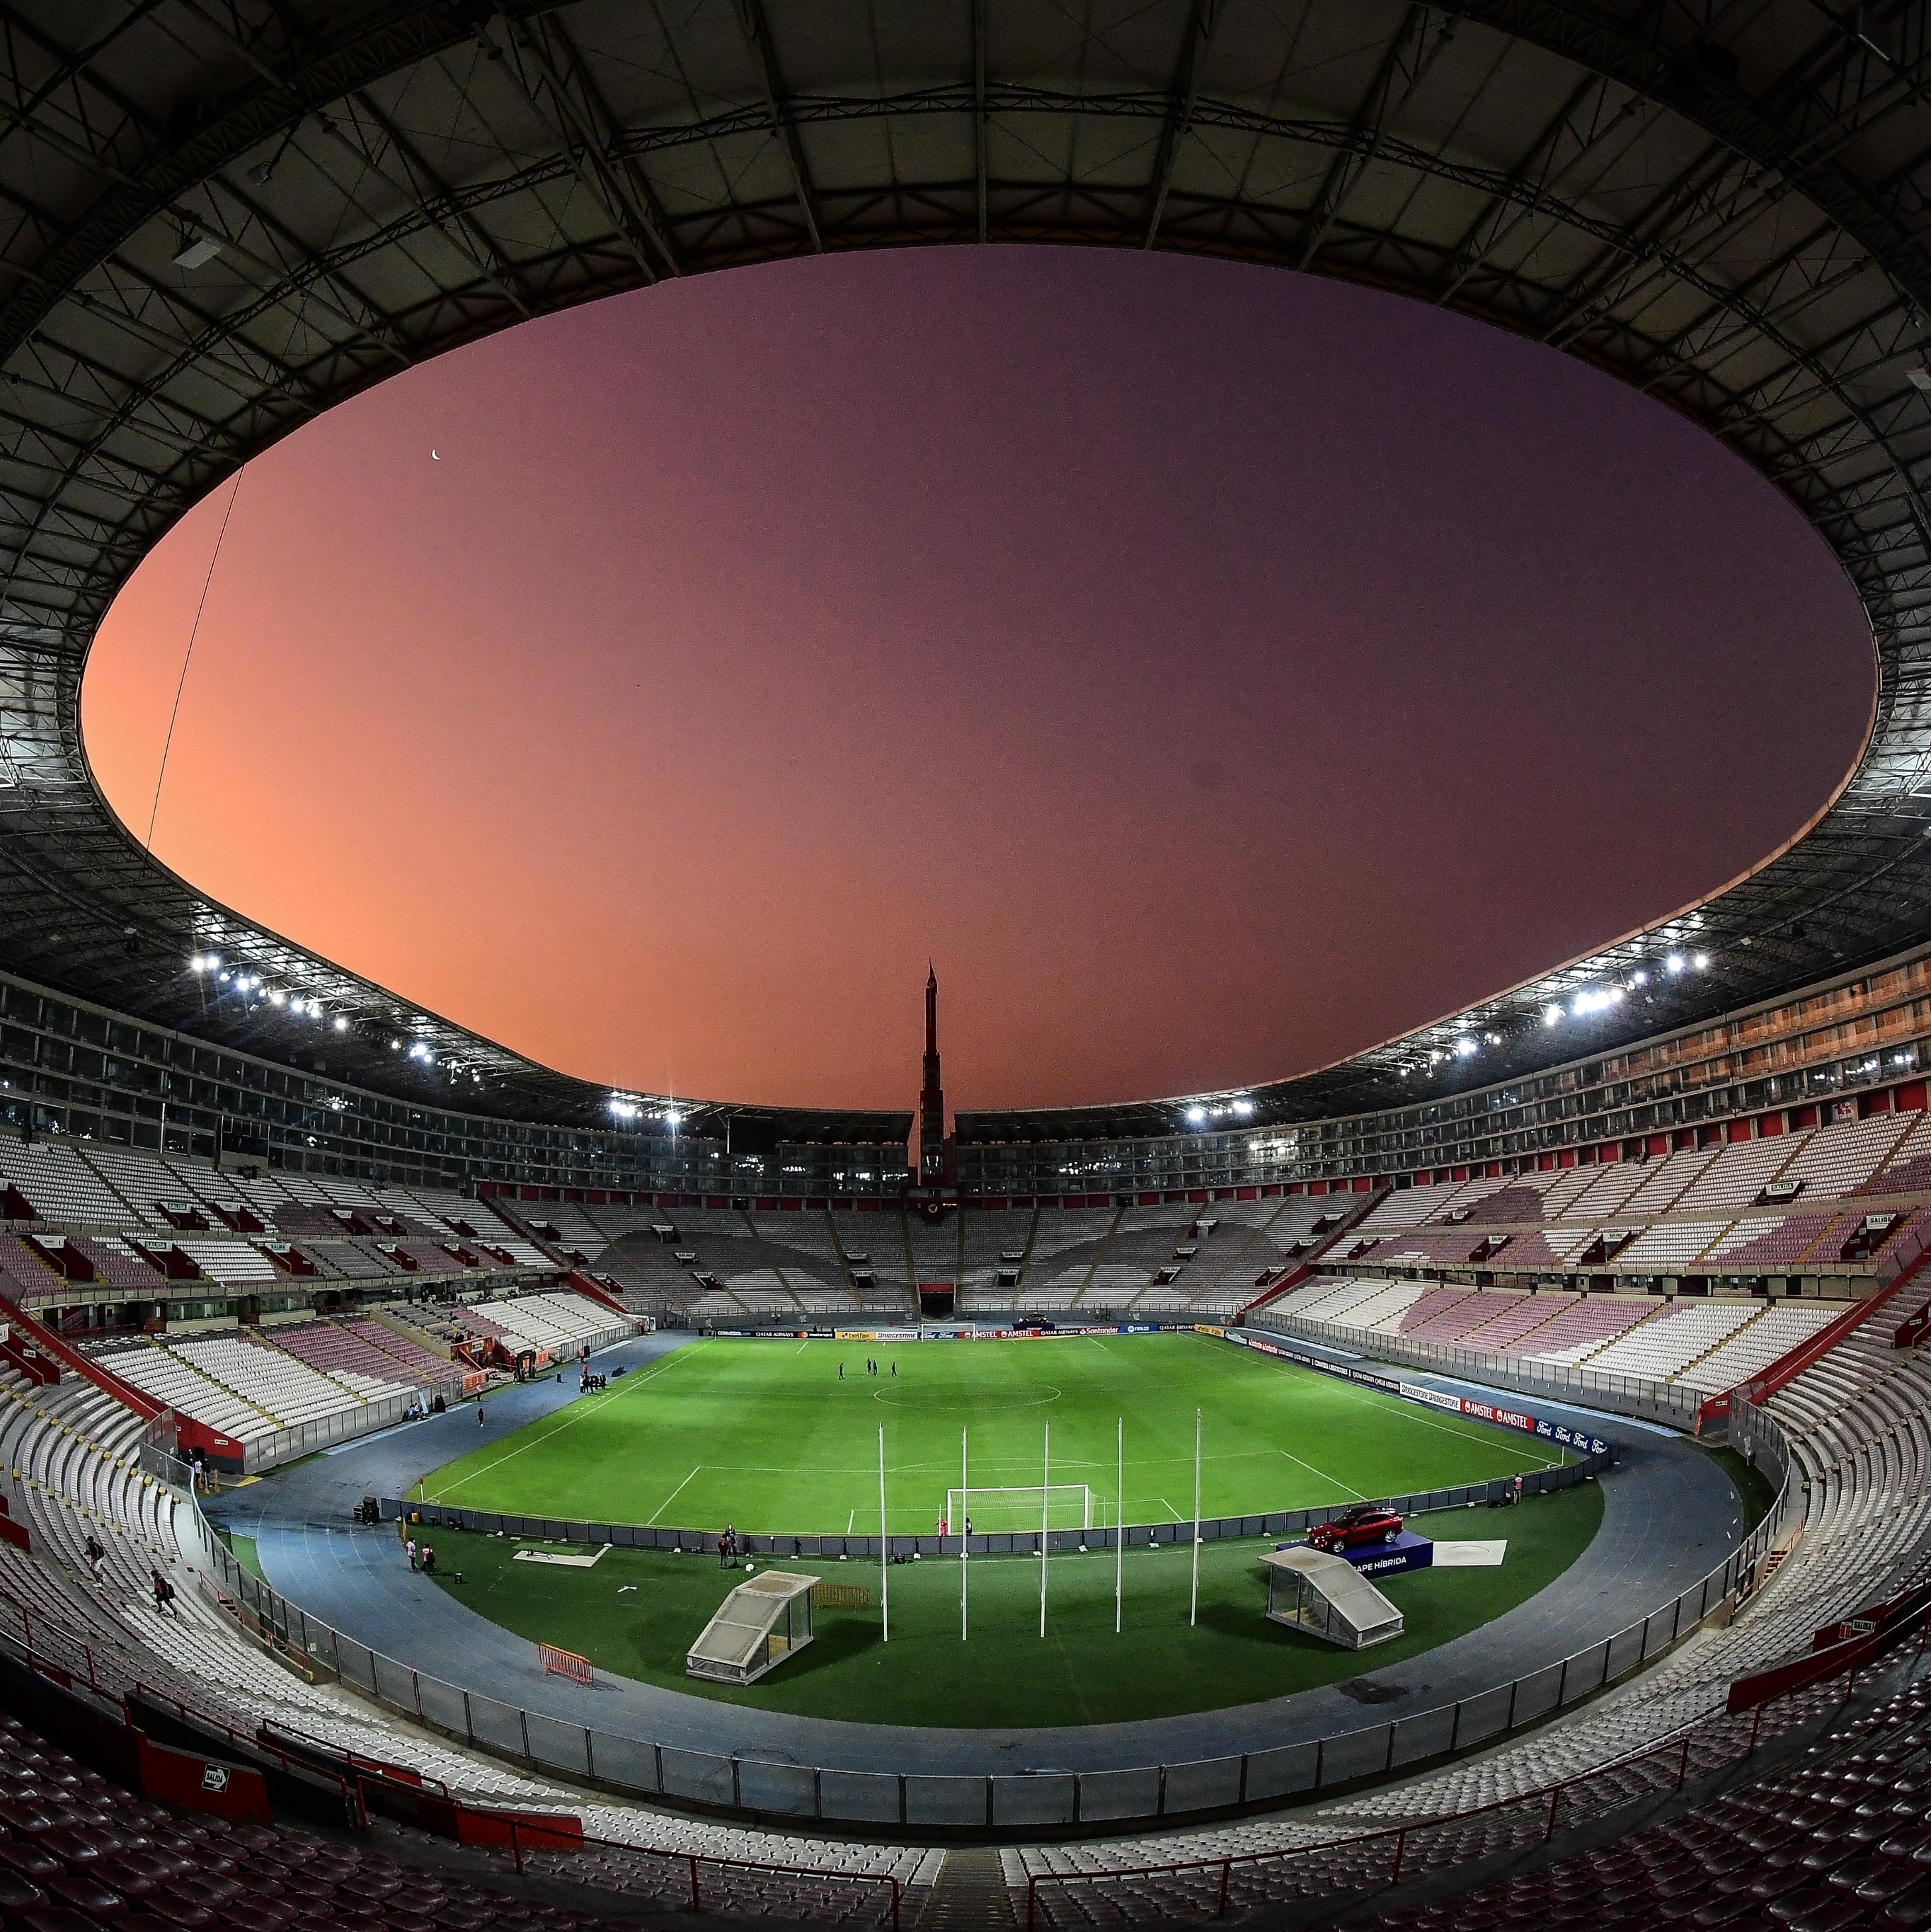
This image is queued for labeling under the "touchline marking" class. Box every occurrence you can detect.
[1244,1343,1566,1473]
[430,1341,704,1497]
[646,1467,701,1525]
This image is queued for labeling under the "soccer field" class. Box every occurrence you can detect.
[417,1333,1571,1533]
[425,1485,1603,1726]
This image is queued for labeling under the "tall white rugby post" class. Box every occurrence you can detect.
[1039,1421,1050,1638]
[961,1425,968,1642]
[878,1423,888,1643]
[1115,1415,1124,1636]
[1190,1407,1202,1628]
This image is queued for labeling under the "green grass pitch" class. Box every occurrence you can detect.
[417,1333,1574,1534]
[413,1334,1608,1727]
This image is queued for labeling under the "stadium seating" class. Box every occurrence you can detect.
[271,1318,455,1393]
[454,1291,630,1359]
[0,1142,143,1229]
[0,1157,1928,1931]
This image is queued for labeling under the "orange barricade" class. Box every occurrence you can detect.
[539,1643,592,1684]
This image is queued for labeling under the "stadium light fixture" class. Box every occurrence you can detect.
[1570,987,1623,1016]
[268,989,285,1007]
[1666,953,1686,974]
[333,1016,348,1032]
[1232,1098,1254,1116]
[170,232,224,270]
[188,954,208,973]
[1454,1037,1477,1057]
[1185,1105,1207,1125]
[1632,970,1648,987]
[1692,951,1710,970]
[1543,1004,1562,1025]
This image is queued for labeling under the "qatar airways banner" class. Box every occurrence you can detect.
[1225,1329,1612,1458]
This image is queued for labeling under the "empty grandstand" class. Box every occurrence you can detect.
[6,4,1931,1928]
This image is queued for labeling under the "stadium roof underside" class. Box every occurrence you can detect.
[4,0,1931,1144]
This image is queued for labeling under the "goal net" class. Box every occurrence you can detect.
[946,1485,1093,1535]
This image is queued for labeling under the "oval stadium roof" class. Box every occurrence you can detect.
[3,0,1929,1140]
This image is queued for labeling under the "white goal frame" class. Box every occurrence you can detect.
[946,1484,1092,1533]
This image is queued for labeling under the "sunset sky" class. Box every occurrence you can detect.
[81,247,1873,1117]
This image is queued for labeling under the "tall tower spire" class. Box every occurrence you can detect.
[919,965,947,1185]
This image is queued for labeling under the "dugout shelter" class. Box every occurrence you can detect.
[1263,1547,1404,1650]
[686,1571,818,1685]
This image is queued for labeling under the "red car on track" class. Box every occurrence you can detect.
[1307,1504,1404,1553]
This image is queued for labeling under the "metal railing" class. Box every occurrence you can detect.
[1020,1629,1922,1929]
[177,1430,1795,1836]
[0,1582,906,1925]
[137,1389,420,1478]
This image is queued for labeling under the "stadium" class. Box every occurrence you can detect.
[8,1,1931,1928]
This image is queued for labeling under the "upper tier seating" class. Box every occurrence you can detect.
[0,1142,142,1229]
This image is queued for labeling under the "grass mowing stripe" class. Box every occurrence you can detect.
[431,1342,706,1497]
[420,1333,1569,1532]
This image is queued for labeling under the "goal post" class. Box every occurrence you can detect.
[946,1485,1091,1536]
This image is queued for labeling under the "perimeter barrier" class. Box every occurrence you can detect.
[1020,1622,1931,1929]
[172,1429,1797,1836]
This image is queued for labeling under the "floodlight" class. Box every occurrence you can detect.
[1544,1004,1562,1025]
[269,989,285,1007]
[1185,1105,1207,1125]
[1692,951,1709,970]
[1666,953,1686,974]
[333,1016,348,1032]
[1454,1037,1477,1057]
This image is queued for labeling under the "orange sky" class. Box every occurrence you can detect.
[82,248,1872,1115]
